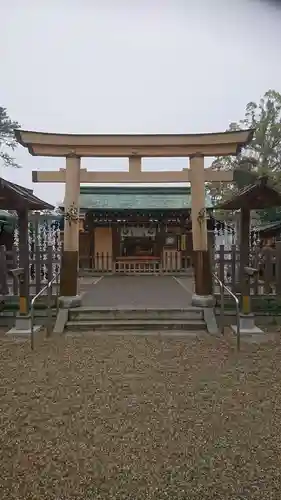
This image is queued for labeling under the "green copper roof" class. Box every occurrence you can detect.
[79,186,213,210]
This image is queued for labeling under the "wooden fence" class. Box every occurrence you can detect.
[0,244,60,298]
[0,246,193,300]
[79,252,192,274]
[3,239,280,299]
[214,242,281,296]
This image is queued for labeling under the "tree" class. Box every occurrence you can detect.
[208,90,281,209]
[0,107,21,168]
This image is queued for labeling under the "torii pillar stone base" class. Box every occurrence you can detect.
[6,315,41,337]
[231,313,264,336]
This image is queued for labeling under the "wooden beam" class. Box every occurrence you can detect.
[32,168,234,184]
[16,129,254,148]
[32,170,65,183]
[199,169,233,182]
[32,168,87,183]
[26,143,241,157]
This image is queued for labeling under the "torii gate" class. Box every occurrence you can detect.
[15,129,254,307]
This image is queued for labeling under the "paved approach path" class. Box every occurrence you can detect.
[81,275,194,308]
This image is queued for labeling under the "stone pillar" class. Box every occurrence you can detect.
[60,154,81,298]
[189,154,213,306]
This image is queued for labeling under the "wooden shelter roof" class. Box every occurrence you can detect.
[251,220,281,235]
[215,176,281,211]
[0,178,53,211]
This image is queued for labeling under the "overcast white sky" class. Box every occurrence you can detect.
[1,0,281,206]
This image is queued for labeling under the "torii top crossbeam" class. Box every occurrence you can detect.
[14,129,254,157]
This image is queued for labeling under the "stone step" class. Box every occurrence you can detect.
[65,319,206,332]
[66,330,204,338]
[69,307,203,321]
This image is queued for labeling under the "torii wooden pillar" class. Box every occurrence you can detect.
[60,153,81,296]
[189,154,212,298]
[15,129,254,303]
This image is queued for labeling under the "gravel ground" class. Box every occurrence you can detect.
[1,332,281,499]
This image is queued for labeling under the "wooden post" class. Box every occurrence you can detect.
[35,244,41,294]
[0,245,9,296]
[231,244,237,292]
[17,208,30,314]
[33,217,41,294]
[89,226,95,269]
[275,241,281,295]
[47,245,53,336]
[11,246,19,295]
[190,154,212,298]
[60,154,81,297]
[129,156,141,174]
[219,245,225,284]
[239,208,250,313]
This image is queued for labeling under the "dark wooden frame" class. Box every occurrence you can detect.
[216,176,281,297]
[0,178,53,312]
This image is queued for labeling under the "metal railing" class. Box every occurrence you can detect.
[30,271,60,350]
[212,273,241,351]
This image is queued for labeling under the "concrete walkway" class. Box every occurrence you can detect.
[81,275,194,308]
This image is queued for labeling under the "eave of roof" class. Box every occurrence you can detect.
[78,189,213,210]
[215,177,281,211]
[251,220,281,233]
[79,186,192,195]
[0,178,54,211]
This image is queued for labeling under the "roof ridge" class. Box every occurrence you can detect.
[79,186,192,193]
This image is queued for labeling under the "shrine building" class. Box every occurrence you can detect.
[61,185,216,272]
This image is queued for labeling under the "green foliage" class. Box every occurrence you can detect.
[0,107,21,168]
[208,90,281,210]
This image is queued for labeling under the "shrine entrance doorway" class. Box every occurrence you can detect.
[122,237,156,258]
